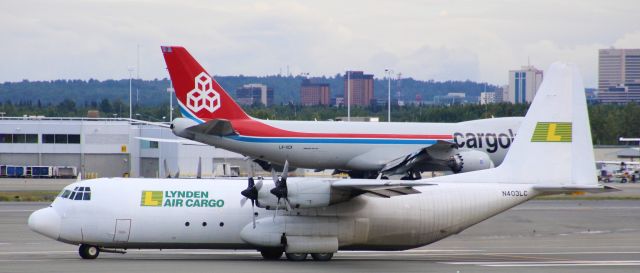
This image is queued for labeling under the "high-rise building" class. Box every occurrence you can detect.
[508,66,543,104]
[494,85,508,103]
[300,79,331,106]
[235,84,274,106]
[344,71,374,106]
[597,48,640,104]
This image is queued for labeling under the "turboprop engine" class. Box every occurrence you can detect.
[255,178,351,210]
[447,150,495,173]
[240,161,351,213]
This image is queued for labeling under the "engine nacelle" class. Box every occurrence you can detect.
[256,178,350,210]
[447,150,495,173]
[240,216,339,253]
[170,118,197,139]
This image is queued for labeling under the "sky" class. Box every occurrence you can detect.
[1,0,639,87]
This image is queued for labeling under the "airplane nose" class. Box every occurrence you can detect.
[28,207,61,240]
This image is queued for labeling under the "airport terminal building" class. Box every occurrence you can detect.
[0,117,246,178]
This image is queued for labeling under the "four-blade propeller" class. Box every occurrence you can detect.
[240,160,293,227]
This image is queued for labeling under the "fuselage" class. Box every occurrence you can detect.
[30,178,536,251]
[184,116,522,170]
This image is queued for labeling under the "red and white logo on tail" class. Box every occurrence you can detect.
[187,72,221,113]
[162,46,250,123]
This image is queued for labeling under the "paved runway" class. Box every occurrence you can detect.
[2,200,640,273]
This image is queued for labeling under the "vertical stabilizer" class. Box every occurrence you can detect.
[498,62,595,185]
[429,62,597,186]
[161,46,250,123]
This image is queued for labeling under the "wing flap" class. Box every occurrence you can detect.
[380,140,456,175]
[332,179,433,197]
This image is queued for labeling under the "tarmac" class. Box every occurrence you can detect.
[2,200,640,273]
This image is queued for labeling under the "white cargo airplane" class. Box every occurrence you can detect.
[159,46,522,178]
[29,62,613,261]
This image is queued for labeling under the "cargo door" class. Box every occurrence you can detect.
[113,219,132,242]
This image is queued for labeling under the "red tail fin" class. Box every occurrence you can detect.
[161,46,250,122]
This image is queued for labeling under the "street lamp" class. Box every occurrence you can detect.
[128,67,134,122]
[167,84,174,122]
[346,71,351,122]
[384,69,394,122]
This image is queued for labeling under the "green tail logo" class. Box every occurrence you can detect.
[531,122,572,142]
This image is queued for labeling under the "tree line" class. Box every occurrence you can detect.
[0,99,637,145]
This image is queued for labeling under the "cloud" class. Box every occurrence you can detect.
[0,0,638,87]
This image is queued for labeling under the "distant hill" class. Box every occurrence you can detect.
[0,75,497,106]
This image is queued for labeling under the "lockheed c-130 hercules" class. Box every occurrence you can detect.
[29,62,615,261]
[148,46,523,179]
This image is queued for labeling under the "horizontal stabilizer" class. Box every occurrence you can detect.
[187,119,237,136]
[134,137,207,146]
[533,184,620,194]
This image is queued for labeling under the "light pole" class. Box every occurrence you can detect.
[128,67,134,122]
[167,83,174,122]
[385,69,393,122]
[347,71,351,121]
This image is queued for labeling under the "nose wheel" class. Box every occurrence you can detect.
[79,244,100,259]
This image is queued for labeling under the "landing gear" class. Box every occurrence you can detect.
[260,248,284,260]
[311,253,334,261]
[400,170,422,180]
[285,252,308,261]
[78,244,99,259]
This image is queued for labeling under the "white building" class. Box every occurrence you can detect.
[479,92,496,104]
[236,84,274,106]
[0,117,248,178]
[508,66,544,104]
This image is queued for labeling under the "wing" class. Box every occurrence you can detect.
[331,179,434,198]
[380,140,457,175]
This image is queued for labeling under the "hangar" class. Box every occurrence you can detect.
[0,117,246,178]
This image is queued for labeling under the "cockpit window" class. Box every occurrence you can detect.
[61,190,71,198]
[60,186,91,201]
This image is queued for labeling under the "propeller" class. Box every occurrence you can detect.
[270,160,292,219]
[240,160,261,228]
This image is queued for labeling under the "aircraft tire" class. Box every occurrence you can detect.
[260,248,283,260]
[311,253,333,261]
[79,244,100,259]
[285,252,308,261]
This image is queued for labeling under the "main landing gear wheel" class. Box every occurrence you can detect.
[260,248,283,260]
[285,252,308,261]
[79,244,100,259]
[311,253,334,261]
